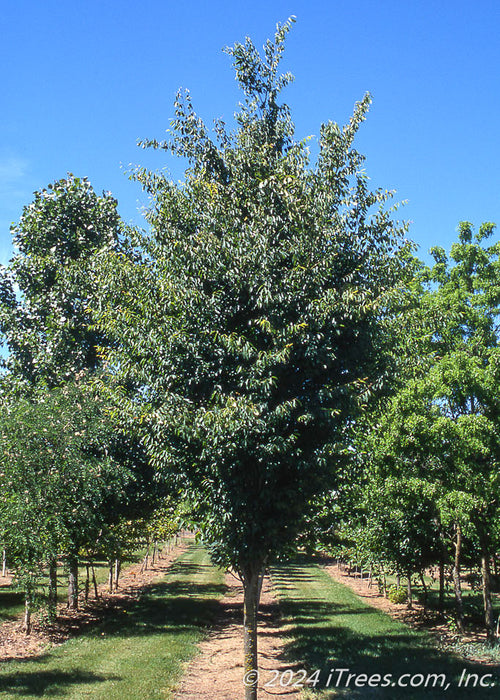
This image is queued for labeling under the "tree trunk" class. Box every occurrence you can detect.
[381,564,387,597]
[452,523,465,633]
[48,558,58,620]
[68,555,79,609]
[114,558,121,589]
[2,549,6,577]
[92,564,99,599]
[481,547,496,644]
[141,544,150,573]
[438,559,445,614]
[406,573,413,609]
[419,572,428,611]
[108,562,114,593]
[24,594,32,635]
[85,563,90,603]
[242,564,264,700]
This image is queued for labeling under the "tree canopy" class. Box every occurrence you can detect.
[0,174,120,389]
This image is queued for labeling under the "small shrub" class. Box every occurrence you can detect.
[388,585,407,604]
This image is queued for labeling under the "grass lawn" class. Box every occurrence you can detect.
[0,543,226,699]
[272,557,500,698]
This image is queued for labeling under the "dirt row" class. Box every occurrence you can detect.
[323,561,488,649]
[174,572,300,699]
[0,543,298,698]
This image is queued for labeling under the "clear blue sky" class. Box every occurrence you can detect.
[1,0,499,265]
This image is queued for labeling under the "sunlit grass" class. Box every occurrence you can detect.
[272,557,500,698]
[0,543,226,699]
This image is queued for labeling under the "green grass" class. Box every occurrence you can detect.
[272,558,500,698]
[0,543,226,699]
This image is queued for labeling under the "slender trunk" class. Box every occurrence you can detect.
[92,564,99,599]
[368,563,373,588]
[108,562,114,593]
[2,549,6,577]
[24,594,32,635]
[141,544,150,573]
[48,558,58,620]
[114,558,121,589]
[481,547,495,644]
[67,555,79,609]
[396,572,401,589]
[407,573,413,609]
[452,523,465,633]
[438,559,445,614]
[419,572,428,611]
[85,563,90,603]
[242,564,264,700]
[381,564,387,598]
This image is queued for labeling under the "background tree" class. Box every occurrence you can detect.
[0,382,133,625]
[96,19,409,698]
[0,173,164,616]
[361,476,441,607]
[358,221,500,641]
[0,174,120,389]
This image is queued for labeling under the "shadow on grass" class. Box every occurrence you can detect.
[0,669,121,697]
[70,551,228,640]
[274,564,500,699]
[0,550,227,697]
[90,579,227,638]
[0,591,24,622]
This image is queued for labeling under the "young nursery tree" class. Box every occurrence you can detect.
[0,382,131,626]
[364,221,500,641]
[0,174,161,613]
[96,19,408,698]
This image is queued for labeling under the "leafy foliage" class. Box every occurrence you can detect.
[0,383,132,588]
[96,19,409,575]
[0,174,120,388]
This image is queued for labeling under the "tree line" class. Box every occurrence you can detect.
[330,222,500,644]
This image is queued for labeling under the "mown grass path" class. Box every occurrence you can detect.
[272,558,500,699]
[0,543,226,699]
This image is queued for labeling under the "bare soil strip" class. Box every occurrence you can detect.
[174,572,300,700]
[0,540,186,661]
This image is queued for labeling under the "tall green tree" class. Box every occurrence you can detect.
[0,174,164,614]
[0,174,120,388]
[363,221,500,641]
[96,19,409,698]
